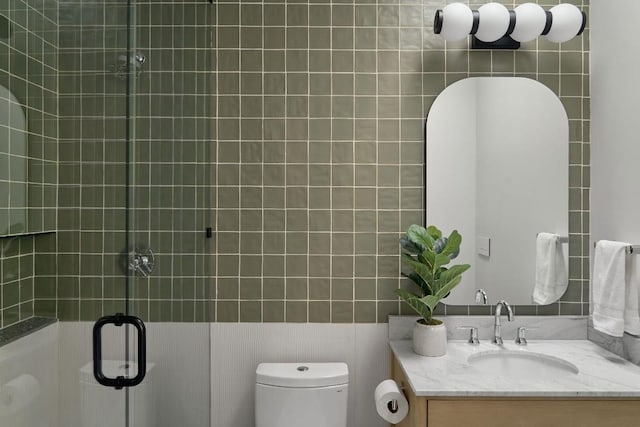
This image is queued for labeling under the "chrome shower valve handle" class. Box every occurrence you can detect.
[129,247,155,277]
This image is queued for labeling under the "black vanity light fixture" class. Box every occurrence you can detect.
[434,2,587,50]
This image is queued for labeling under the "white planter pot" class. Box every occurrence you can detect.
[413,320,447,357]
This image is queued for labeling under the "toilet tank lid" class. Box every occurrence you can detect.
[256,362,349,387]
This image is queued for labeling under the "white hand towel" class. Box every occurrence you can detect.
[624,251,640,335]
[533,233,568,305]
[592,240,630,337]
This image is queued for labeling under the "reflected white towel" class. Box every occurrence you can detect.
[592,240,634,337]
[533,233,568,305]
[625,250,640,335]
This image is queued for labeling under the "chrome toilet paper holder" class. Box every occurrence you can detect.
[387,381,407,413]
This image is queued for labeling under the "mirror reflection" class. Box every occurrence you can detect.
[426,77,569,305]
[0,83,27,234]
[0,11,57,236]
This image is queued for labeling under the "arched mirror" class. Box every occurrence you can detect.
[426,77,569,305]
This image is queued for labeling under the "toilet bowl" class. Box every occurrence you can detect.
[255,362,349,427]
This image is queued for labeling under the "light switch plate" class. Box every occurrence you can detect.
[477,236,490,257]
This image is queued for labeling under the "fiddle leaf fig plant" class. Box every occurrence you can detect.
[396,224,470,326]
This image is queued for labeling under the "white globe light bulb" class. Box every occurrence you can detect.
[439,3,473,42]
[545,3,584,43]
[475,3,510,43]
[511,3,547,43]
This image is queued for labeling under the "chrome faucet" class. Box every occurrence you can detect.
[492,300,514,345]
[475,289,488,304]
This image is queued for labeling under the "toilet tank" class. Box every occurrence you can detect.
[255,362,349,427]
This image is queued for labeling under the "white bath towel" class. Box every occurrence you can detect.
[592,240,636,337]
[533,233,568,305]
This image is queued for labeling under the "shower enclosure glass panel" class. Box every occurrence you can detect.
[127,1,213,426]
[60,0,212,426]
[1,0,213,424]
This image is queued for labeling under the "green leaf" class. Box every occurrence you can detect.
[434,274,463,300]
[419,273,461,315]
[395,288,433,321]
[418,295,442,316]
[426,225,442,240]
[432,264,469,294]
[433,237,448,254]
[441,230,462,258]
[417,252,429,265]
[439,264,470,283]
[419,250,436,270]
[433,253,451,270]
[402,254,434,289]
[399,237,421,255]
[397,224,470,322]
[402,272,432,296]
[406,224,434,251]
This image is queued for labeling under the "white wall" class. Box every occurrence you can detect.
[58,323,210,427]
[591,0,640,247]
[474,78,568,305]
[211,323,389,427]
[57,322,389,427]
[0,323,58,427]
[590,1,640,352]
[427,79,478,295]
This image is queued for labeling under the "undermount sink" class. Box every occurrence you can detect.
[468,350,579,379]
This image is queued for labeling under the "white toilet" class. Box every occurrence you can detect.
[255,362,349,427]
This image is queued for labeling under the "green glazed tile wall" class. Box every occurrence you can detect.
[39,1,214,322]
[212,0,590,323]
[0,0,58,328]
[0,236,35,328]
[38,0,132,322]
[26,0,590,326]
[131,1,213,322]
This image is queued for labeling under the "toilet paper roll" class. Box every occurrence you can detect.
[0,374,40,416]
[374,379,409,424]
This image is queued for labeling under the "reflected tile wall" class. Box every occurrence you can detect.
[0,236,35,327]
[213,0,590,323]
[0,0,58,328]
[0,0,58,236]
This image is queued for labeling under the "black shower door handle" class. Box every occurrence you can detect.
[92,313,147,389]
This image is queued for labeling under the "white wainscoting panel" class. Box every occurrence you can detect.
[210,323,389,427]
[0,323,58,427]
[57,322,389,427]
[58,322,210,427]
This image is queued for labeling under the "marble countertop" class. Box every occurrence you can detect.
[391,339,640,397]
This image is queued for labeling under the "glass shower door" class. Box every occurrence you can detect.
[87,0,213,426]
[124,1,213,426]
[1,0,213,424]
[83,1,144,426]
